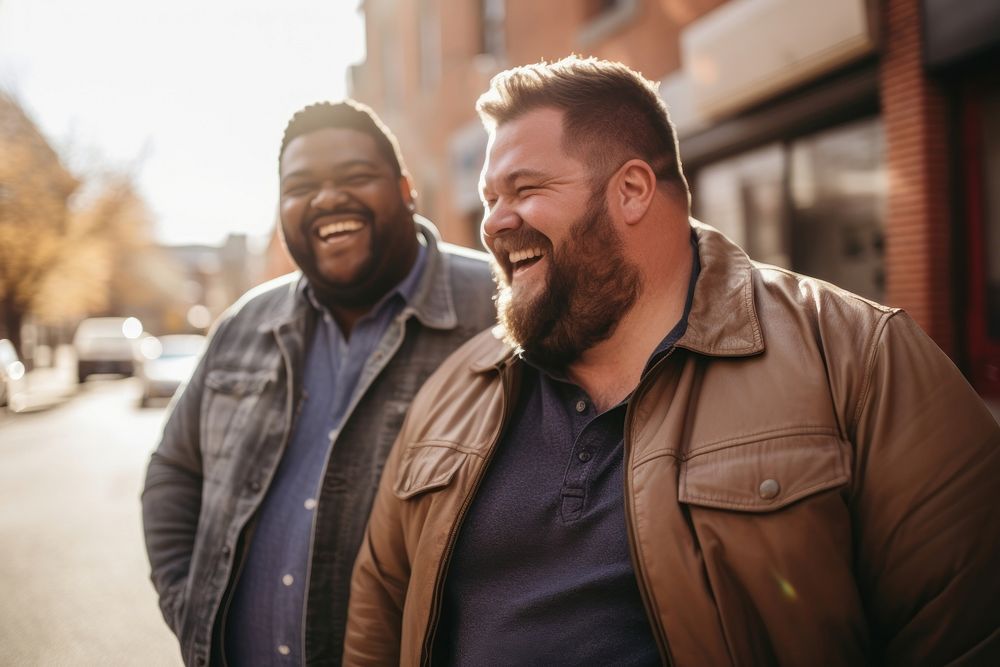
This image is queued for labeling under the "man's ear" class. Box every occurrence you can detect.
[614,159,656,225]
[399,174,417,211]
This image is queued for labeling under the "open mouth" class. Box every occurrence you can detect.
[315,219,365,242]
[508,246,546,275]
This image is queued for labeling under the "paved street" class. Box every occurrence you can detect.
[0,378,182,666]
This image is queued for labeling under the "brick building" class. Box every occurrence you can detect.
[349,0,1000,397]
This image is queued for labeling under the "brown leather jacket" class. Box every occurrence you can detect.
[344,221,1000,666]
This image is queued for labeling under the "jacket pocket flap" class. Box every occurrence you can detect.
[393,444,466,500]
[679,433,848,512]
[205,369,273,395]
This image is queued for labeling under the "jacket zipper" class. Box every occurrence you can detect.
[419,362,517,666]
[623,350,675,667]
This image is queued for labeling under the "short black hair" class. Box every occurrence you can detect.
[279,100,408,177]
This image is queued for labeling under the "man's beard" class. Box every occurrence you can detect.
[493,193,642,371]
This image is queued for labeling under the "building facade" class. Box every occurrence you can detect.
[349,0,1000,398]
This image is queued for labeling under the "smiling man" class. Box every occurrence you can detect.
[344,58,1000,665]
[141,101,495,666]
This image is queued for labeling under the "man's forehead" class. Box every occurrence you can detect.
[481,109,580,187]
[280,127,384,172]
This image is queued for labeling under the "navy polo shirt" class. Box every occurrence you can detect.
[224,244,427,664]
[435,239,699,665]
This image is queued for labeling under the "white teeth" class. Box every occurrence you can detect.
[318,220,364,238]
[508,246,544,264]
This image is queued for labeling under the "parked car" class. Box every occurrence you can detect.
[0,338,26,410]
[73,317,144,382]
[135,334,206,407]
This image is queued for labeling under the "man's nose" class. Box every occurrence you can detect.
[481,202,521,240]
[311,183,346,210]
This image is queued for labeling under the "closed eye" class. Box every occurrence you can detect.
[283,183,315,197]
[341,173,377,186]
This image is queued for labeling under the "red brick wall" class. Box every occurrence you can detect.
[879,0,954,354]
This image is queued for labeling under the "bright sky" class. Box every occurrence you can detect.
[0,0,366,247]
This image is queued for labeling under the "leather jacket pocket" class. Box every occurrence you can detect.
[678,430,849,511]
[202,368,275,463]
[392,443,467,500]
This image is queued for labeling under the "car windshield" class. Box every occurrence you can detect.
[158,337,206,359]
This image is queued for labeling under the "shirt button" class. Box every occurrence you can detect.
[282,574,294,586]
[577,451,592,462]
[575,400,587,413]
[759,479,781,499]
[304,498,317,510]
[221,545,231,558]
[249,480,262,493]
[277,644,291,656]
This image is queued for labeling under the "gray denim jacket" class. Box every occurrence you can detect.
[141,220,496,666]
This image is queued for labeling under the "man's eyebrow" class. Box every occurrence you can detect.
[482,168,550,195]
[280,159,381,184]
[505,168,549,185]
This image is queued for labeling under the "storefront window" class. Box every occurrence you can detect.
[693,117,886,301]
[981,89,1000,338]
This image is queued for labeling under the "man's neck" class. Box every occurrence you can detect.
[566,242,693,412]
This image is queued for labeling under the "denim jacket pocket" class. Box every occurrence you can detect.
[202,368,276,463]
[392,443,467,500]
[678,430,849,512]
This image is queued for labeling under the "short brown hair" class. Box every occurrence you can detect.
[476,56,688,204]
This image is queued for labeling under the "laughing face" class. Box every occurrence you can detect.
[279,127,418,309]
[481,108,642,368]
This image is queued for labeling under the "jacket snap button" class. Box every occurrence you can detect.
[759,479,780,500]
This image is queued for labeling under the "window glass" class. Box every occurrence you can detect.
[789,118,886,301]
[981,89,1000,338]
[693,117,886,301]
[693,143,788,267]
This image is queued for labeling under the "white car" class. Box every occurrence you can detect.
[135,334,206,407]
[0,338,27,409]
[73,317,144,383]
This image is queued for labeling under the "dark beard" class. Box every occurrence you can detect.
[494,194,642,371]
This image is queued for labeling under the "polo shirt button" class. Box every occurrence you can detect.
[759,479,780,499]
[575,400,587,413]
[578,451,592,462]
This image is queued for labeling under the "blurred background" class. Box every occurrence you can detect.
[1,0,998,664]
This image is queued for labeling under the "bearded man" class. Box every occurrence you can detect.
[142,100,495,666]
[343,57,1000,666]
